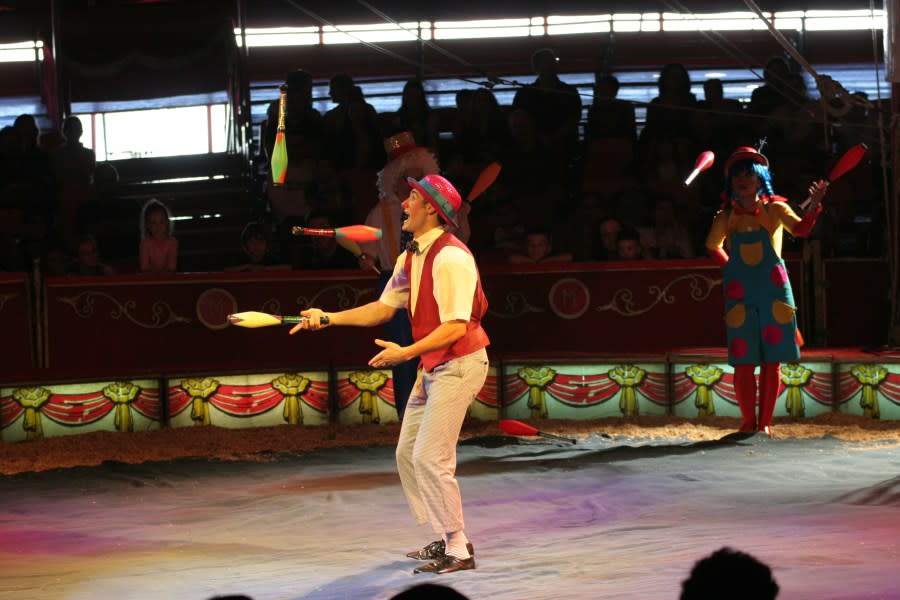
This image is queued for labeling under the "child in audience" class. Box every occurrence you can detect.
[508,227,572,264]
[139,198,178,273]
[74,234,115,275]
[616,225,647,260]
[225,223,289,272]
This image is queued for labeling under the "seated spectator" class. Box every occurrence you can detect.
[73,234,115,276]
[139,198,178,273]
[294,212,360,270]
[680,546,779,600]
[225,223,289,272]
[639,195,696,259]
[508,226,572,264]
[41,237,71,277]
[616,225,648,260]
[593,215,622,260]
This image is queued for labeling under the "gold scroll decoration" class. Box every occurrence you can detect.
[609,365,647,417]
[850,364,887,419]
[12,387,51,439]
[517,366,556,419]
[781,364,812,418]
[273,374,311,425]
[685,364,723,417]
[180,378,220,426]
[58,291,190,328]
[349,371,389,424]
[102,381,141,432]
[295,284,375,313]
[597,274,721,317]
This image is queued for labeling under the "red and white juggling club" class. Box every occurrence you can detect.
[498,419,577,444]
[683,150,715,187]
[800,143,868,209]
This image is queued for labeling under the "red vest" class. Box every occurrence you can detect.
[403,232,489,372]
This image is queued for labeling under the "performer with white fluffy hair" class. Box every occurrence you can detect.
[358,132,440,419]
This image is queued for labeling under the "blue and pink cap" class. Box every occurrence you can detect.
[406,174,462,228]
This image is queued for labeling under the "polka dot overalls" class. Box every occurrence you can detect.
[722,226,799,366]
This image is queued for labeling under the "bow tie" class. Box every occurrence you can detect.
[405,240,420,255]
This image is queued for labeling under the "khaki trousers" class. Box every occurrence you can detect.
[395,348,489,535]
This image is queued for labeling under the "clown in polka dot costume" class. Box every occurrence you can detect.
[705,146,829,436]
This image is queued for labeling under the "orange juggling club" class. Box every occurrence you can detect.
[467,162,502,203]
[291,224,383,243]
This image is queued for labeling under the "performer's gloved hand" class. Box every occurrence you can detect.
[805,179,829,211]
[707,247,729,267]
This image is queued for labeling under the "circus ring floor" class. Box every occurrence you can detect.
[1,416,899,600]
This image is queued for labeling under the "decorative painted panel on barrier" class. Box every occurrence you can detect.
[0,379,161,442]
[482,261,728,355]
[42,271,382,374]
[32,258,821,375]
[334,366,500,425]
[501,361,669,419]
[836,359,900,420]
[669,358,835,420]
[167,371,331,428]
[336,368,398,425]
[0,272,35,377]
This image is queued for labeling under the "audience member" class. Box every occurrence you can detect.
[456,88,510,166]
[73,234,116,276]
[263,70,325,222]
[139,198,178,273]
[638,196,696,259]
[500,107,567,221]
[585,72,636,141]
[322,73,357,170]
[512,48,583,163]
[294,211,360,270]
[594,215,623,261]
[53,116,98,244]
[616,224,647,260]
[41,236,71,277]
[390,78,439,152]
[323,76,385,171]
[8,114,54,262]
[640,63,697,143]
[225,222,289,272]
[390,583,470,600]
[748,55,793,124]
[508,226,572,264]
[680,546,779,600]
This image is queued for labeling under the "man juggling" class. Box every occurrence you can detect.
[291,174,489,574]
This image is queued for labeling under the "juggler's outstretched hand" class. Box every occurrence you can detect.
[369,339,408,369]
[289,309,330,334]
